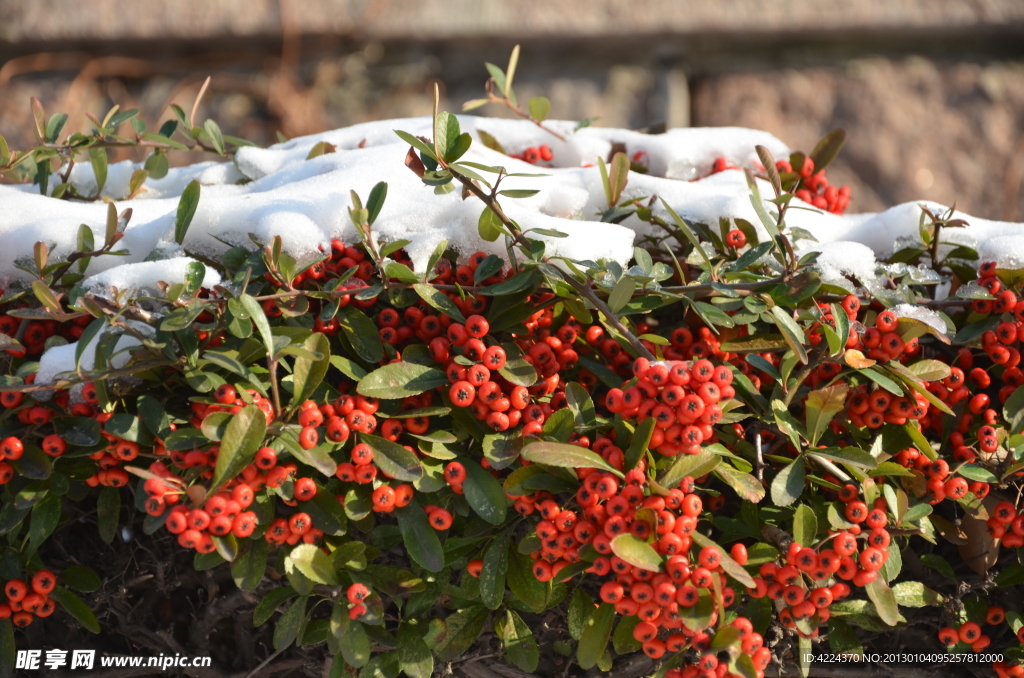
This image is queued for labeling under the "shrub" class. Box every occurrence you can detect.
[0,48,1022,678]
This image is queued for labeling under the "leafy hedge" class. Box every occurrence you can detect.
[0,49,1023,678]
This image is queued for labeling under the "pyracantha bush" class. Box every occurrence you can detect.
[3,48,1024,678]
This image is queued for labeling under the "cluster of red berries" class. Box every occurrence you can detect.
[938,607,1006,653]
[140,461,260,550]
[0,571,57,628]
[705,156,850,215]
[0,314,93,358]
[778,157,850,215]
[510,144,553,165]
[604,357,733,457]
[750,486,894,634]
[495,463,770,673]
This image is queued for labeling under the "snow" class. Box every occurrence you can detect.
[890,303,948,335]
[797,241,882,289]
[979,234,1024,270]
[34,324,144,395]
[3,114,1024,384]
[82,258,222,298]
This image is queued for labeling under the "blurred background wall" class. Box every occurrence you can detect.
[1,0,1023,219]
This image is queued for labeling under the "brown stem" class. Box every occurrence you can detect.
[486,91,568,142]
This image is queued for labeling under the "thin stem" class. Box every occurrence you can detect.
[267,357,282,417]
[485,91,567,142]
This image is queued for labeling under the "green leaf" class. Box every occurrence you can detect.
[576,602,615,670]
[792,504,817,547]
[480,529,512,609]
[433,605,489,662]
[240,294,274,356]
[273,596,308,650]
[290,333,330,406]
[608,152,630,206]
[811,447,878,470]
[88,147,108,196]
[50,587,100,633]
[1004,385,1024,435]
[60,565,102,593]
[507,547,549,613]
[412,283,466,322]
[300,490,347,535]
[827,617,863,658]
[865,578,900,626]
[28,493,61,555]
[396,502,444,572]
[175,180,201,245]
[542,408,575,442]
[497,610,540,672]
[625,417,655,471]
[0,619,12,678]
[478,206,505,242]
[610,534,663,572]
[659,448,721,489]
[339,306,385,363]
[612,615,641,654]
[920,553,957,581]
[770,457,805,507]
[714,464,766,503]
[254,586,298,627]
[607,276,635,314]
[397,622,434,678]
[232,539,269,591]
[362,433,423,482]
[953,316,1000,345]
[204,118,226,155]
[809,129,847,173]
[433,111,461,161]
[805,383,848,446]
[332,610,371,667]
[521,441,624,478]
[97,485,119,544]
[463,460,508,525]
[286,543,340,586]
[770,306,808,364]
[567,589,595,641]
[565,382,596,427]
[890,581,944,607]
[721,335,788,353]
[209,405,267,493]
[364,181,388,225]
[527,96,551,122]
[358,363,449,399]
[660,198,714,272]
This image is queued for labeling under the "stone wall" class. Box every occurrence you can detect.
[0,0,1022,219]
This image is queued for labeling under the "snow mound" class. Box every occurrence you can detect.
[0,114,1021,296]
[83,258,222,297]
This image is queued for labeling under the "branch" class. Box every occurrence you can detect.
[0,357,180,393]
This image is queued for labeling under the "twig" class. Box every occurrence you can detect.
[189,76,212,129]
[242,648,285,678]
[755,432,765,482]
